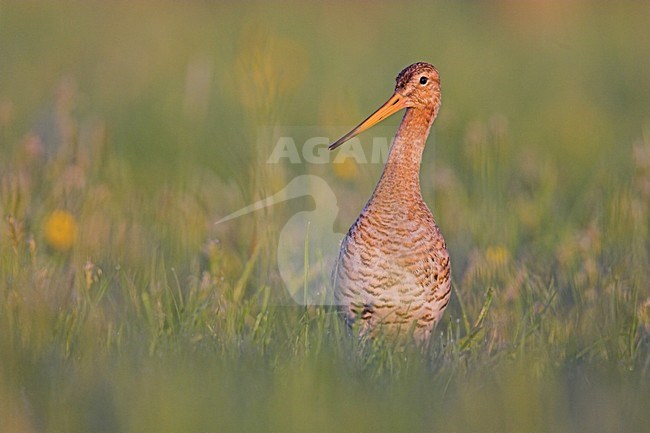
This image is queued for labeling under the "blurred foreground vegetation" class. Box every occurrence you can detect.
[1,2,650,431]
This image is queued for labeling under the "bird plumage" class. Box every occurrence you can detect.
[330,62,451,343]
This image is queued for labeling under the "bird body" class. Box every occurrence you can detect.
[330,62,451,343]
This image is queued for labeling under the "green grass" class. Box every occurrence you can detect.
[1,1,650,431]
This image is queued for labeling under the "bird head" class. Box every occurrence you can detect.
[329,62,441,150]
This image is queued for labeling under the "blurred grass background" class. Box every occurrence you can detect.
[1,1,650,431]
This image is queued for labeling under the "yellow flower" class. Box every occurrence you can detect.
[44,210,77,251]
[332,156,358,181]
[486,245,510,267]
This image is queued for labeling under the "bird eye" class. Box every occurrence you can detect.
[419,76,428,85]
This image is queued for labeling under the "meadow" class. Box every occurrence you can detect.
[1,2,649,431]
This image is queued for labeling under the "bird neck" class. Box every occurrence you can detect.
[372,106,436,200]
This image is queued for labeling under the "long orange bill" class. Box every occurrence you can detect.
[328,92,408,150]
